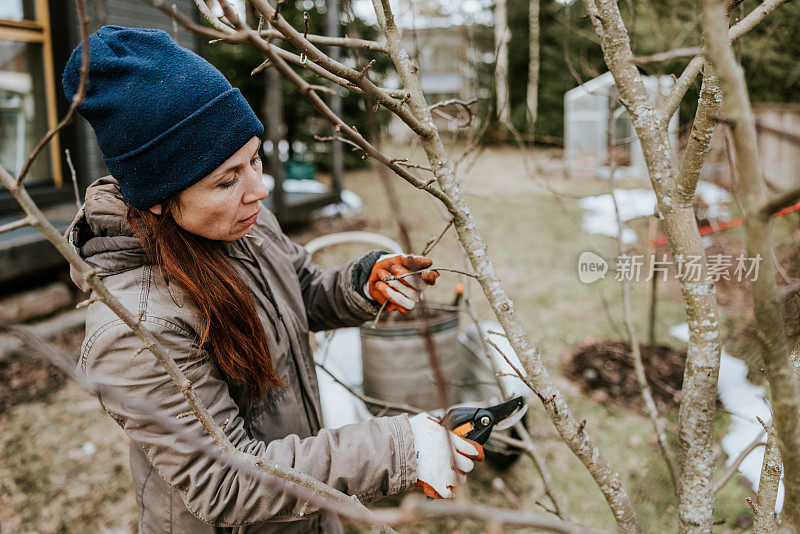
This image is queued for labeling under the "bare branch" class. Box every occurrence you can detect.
[175,1,450,207]
[420,218,453,257]
[702,0,800,523]
[192,0,233,32]
[0,217,32,235]
[247,0,435,138]
[0,314,400,532]
[65,149,81,209]
[712,428,766,494]
[759,184,800,221]
[660,0,790,119]
[257,29,388,52]
[584,0,727,529]
[484,337,549,405]
[315,362,422,415]
[754,425,781,532]
[632,46,701,65]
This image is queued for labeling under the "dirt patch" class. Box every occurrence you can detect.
[0,356,67,412]
[564,341,686,413]
[0,329,81,413]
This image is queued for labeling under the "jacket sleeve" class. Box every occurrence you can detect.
[259,210,383,331]
[81,317,417,527]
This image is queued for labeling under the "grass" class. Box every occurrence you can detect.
[3,144,773,532]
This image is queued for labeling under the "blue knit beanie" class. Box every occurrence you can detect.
[62,26,264,210]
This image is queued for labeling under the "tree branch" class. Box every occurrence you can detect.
[712,428,766,494]
[0,217,33,235]
[584,0,727,530]
[754,425,781,533]
[702,0,800,525]
[632,46,701,65]
[660,0,789,119]
[759,184,800,221]
[257,28,388,52]
[246,0,434,138]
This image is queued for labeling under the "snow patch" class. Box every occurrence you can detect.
[579,189,656,244]
[579,183,730,244]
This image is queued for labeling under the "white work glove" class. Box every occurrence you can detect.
[365,254,439,314]
[409,413,484,499]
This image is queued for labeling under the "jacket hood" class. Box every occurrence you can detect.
[68,176,148,290]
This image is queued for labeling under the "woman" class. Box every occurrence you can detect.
[63,26,482,533]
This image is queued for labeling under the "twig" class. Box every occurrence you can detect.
[428,98,477,127]
[369,301,389,329]
[492,477,521,509]
[759,183,800,221]
[484,337,548,404]
[313,134,363,151]
[0,217,32,235]
[65,149,81,210]
[632,46,701,65]
[660,0,790,119]
[315,361,422,415]
[754,425,781,532]
[395,161,434,172]
[257,29,388,52]
[384,267,477,281]
[712,428,766,493]
[420,218,453,256]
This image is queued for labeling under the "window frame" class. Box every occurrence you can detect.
[0,0,63,191]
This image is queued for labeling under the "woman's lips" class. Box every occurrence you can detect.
[238,210,260,227]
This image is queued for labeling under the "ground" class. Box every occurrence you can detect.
[3,144,795,533]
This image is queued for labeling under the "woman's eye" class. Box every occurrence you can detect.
[218,176,238,189]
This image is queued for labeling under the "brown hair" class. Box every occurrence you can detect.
[127,199,283,397]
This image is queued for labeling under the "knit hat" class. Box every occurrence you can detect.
[62,25,264,210]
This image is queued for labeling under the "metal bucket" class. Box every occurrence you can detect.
[360,310,463,413]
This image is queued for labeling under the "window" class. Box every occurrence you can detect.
[0,0,62,189]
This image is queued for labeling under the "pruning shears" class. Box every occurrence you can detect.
[441,396,527,445]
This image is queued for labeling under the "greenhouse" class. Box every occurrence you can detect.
[564,72,679,179]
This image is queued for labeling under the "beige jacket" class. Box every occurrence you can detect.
[69,177,417,533]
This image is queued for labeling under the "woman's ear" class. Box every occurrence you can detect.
[148,204,163,215]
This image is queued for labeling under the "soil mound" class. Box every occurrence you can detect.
[565,341,686,413]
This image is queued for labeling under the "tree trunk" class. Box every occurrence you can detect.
[526,0,539,135]
[494,0,510,126]
[701,0,800,526]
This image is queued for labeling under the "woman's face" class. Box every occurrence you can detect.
[150,137,268,241]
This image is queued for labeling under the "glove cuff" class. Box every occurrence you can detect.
[352,250,388,301]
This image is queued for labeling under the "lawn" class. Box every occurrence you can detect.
[2,144,772,533]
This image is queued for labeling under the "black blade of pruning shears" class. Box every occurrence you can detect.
[441,396,527,445]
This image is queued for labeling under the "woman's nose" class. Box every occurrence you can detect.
[242,168,269,204]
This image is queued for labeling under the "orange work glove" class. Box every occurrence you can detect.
[366,254,439,314]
